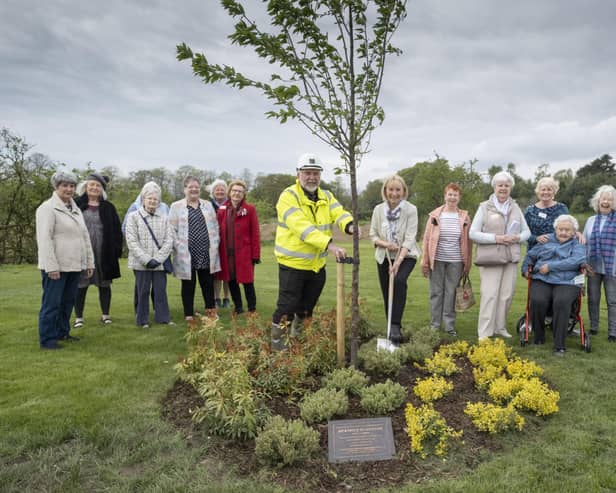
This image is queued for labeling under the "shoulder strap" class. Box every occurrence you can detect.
[140,213,162,249]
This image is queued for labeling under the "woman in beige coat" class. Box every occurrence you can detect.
[369,175,420,344]
[36,171,94,349]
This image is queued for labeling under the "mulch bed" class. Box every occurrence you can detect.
[161,354,509,492]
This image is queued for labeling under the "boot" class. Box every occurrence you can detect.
[270,322,288,351]
[390,324,402,346]
[290,314,303,338]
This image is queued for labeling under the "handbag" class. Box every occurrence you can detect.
[140,214,173,274]
[455,274,476,312]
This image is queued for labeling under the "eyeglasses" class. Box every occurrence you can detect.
[229,189,245,194]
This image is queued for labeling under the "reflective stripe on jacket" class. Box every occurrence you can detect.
[274,180,353,272]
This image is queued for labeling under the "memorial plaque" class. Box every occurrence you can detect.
[328,417,395,463]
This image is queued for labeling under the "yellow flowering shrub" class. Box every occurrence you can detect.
[487,376,527,404]
[464,402,525,433]
[511,378,560,416]
[438,340,470,358]
[467,338,511,370]
[416,351,459,376]
[413,375,454,403]
[405,403,463,458]
[472,364,504,390]
[506,358,544,379]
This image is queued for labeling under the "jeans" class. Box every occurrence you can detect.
[587,273,616,336]
[38,271,81,346]
[429,260,463,332]
[134,270,170,325]
[376,257,416,327]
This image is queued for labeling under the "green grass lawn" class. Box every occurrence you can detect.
[2,241,616,492]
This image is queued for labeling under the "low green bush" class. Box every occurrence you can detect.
[254,416,320,468]
[299,388,349,424]
[359,380,407,415]
[358,340,402,376]
[321,367,369,395]
[398,340,434,364]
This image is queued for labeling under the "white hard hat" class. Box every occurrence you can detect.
[296,153,323,171]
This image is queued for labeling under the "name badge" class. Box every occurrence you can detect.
[538,212,547,219]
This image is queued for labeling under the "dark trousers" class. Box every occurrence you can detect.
[229,280,256,313]
[272,265,326,324]
[38,271,81,346]
[74,285,111,318]
[181,268,215,316]
[134,270,170,325]
[376,257,416,327]
[530,279,579,350]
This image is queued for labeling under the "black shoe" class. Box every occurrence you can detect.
[40,342,62,350]
[590,329,598,335]
[390,324,402,345]
[608,336,616,342]
[223,298,230,308]
[533,339,545,345]
[60,334,80,342]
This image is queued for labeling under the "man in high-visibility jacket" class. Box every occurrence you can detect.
[271,153,355,350]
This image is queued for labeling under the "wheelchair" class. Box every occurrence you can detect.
[517,265,591,353]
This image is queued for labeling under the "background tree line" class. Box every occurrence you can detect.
[1,126,614,264]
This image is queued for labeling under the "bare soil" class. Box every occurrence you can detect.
[161,355,508,492]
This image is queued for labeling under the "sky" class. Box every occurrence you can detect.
[2,0,615,190]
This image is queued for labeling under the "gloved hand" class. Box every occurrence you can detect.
[146,259,160,269]
[253,259,261,265]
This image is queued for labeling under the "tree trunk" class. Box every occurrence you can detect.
[349,154,360,367]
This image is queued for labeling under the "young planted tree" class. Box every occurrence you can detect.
[177,0,407,365]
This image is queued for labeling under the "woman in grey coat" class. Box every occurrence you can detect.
[125,182,174,328]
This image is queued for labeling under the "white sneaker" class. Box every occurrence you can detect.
[498,330,512,338]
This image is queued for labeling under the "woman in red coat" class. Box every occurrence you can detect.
[217,179,261,314]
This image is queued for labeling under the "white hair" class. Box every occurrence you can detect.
[491,171,515,188]
[208,179,227,194]
[589,185,616,213]
[140,181,162,202]
[553,214,578,232]
[76,180,108,200]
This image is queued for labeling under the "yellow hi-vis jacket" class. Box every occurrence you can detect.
[275,180,353,272]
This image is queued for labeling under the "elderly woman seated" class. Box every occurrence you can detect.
[521,214,586,355]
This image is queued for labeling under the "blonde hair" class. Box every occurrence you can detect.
[228,179,247,195]
[589,185,616,212]
[381,174,408,201]
[535,176,560,196]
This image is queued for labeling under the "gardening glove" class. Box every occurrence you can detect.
[253,259,261,265]
[146,259,160,269]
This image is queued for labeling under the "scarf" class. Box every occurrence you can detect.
[590,211,616,277]
[385,203,401,244]
[491,194,510,216]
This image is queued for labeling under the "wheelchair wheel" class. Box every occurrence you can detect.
[584,332,591,353]
[517,315,530,346]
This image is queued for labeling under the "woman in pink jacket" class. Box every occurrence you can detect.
[421,183,472,336]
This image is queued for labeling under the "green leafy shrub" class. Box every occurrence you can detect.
[359,380,407,415]
[254,416,320,467]
[358,341,402,376]
[321,367,369,395]
[299,388,349,424]
[398,340,434,364]
[408,325,441,347]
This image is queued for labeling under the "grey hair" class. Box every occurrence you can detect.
[76,180,108,200]
[553,214,578,232]
[208,179,227,194]
[589,185,616,213]
[50,170,78,188]
[491,171,515,188]
[535,176,560,196]
[140,181,162,202]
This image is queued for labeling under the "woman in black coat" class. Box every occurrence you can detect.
[73,173,123,327]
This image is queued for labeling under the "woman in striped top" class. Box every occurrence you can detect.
[421,183,472,336]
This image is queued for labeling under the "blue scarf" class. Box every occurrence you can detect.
[590,211,616,277]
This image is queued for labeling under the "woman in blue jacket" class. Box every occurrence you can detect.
[522,214,586,355]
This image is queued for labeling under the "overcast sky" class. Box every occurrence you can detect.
[2,0,615,190]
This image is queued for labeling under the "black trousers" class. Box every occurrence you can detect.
[181,268,215,316]
[376,257,416,327]
[272,265,326,324]
[530,279,579,350]
[74,285,111,318]
[228,280,256,313]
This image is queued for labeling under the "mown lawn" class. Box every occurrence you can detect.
[1,240,616,492]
